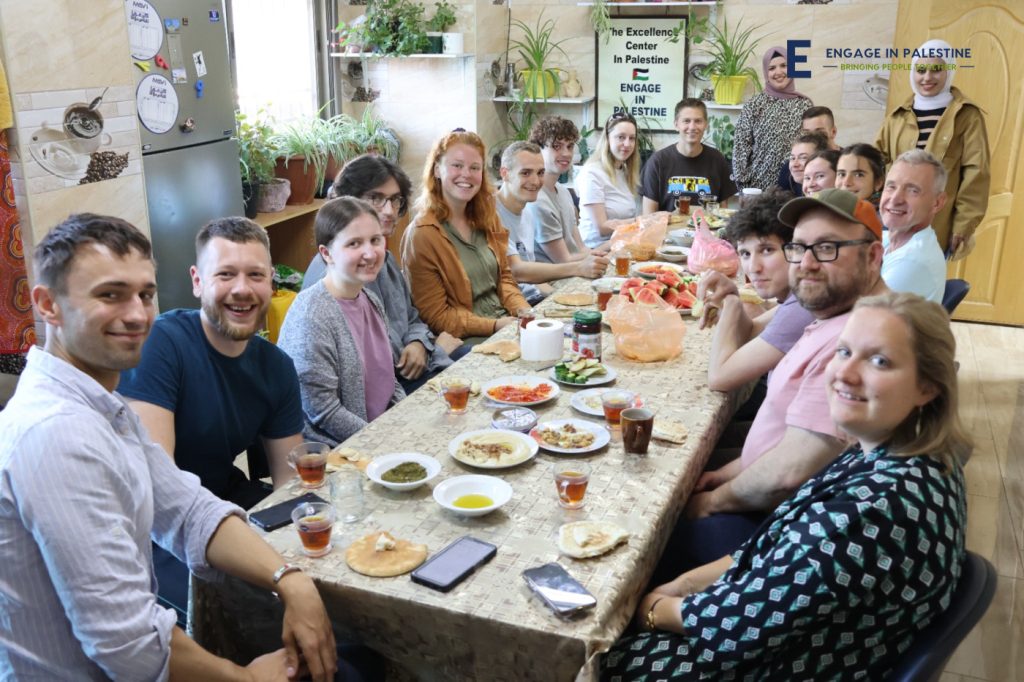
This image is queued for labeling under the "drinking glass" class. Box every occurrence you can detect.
[621,407,655,454]
[440,378,472,414]
[553,461,591,509]
[287,442,329,489]
[291,501,336,557]
[601,390,635,428]
[329,469,366,523]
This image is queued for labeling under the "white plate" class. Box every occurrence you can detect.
[365,453,441,491]
[433,475,513,517]
[481,375,560,406]
[448,429,539,469]
[570,388,611,417]
[548,364,617,387]
[591,276,628,293]
[668,228,695,246]
[631,261,688,279]
[530,419,611,454]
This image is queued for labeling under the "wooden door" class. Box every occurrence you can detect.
[891,0,1024,324]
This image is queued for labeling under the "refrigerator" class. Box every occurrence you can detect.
[128,0,243,311]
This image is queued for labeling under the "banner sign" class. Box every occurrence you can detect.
[596,16,687,131]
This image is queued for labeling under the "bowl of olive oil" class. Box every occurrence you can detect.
[433,475,512,517]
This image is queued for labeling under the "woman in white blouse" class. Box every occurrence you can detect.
[576,112,640,248]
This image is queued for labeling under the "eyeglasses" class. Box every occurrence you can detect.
[783,239,873,263]
[363,192,407,213]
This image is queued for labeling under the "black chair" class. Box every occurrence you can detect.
[942,279,971,314]
[888,551,997,682]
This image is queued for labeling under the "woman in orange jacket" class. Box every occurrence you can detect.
[401,130,528,343]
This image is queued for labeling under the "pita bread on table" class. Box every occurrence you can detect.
[424,376,481,395]
[652,420,688,444]
[552,292,594,307]
[346,531,428,577]
[328,446,370,472]
[557,521,629,559]
[472,339,521,362]
[542,307,577,319]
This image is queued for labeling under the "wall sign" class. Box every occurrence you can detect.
[596,16,688,132]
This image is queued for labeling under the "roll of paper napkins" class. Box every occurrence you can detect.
[520,319,564,362]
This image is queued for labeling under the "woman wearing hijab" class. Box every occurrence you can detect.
[732,46,813,193]
[876,38,990,257]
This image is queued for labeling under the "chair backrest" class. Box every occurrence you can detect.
[887,550,997,682]
[942,279,971,314]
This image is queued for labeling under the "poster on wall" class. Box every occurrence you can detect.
[596,16,687,131]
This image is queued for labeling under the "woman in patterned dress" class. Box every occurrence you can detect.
[732,47,812,192]
[602,292,971,681]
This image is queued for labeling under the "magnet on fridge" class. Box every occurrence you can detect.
[209,10,221,22]
[182,17,189,26]
[195,80,204,99]
[164,18,181,33]
[155,55,169,70]
[135,60,152,72]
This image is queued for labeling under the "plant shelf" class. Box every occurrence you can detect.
[706,103,744,110]
[330,52,474,60]
[492,95,595,105]
[576,2,714,6]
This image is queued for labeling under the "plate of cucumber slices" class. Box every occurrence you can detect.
[549,356,617,387]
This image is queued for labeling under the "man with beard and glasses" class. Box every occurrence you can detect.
[653,189,888,579]
[118,216,304,624]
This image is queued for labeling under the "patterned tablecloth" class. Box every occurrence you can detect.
[191,276,740,681]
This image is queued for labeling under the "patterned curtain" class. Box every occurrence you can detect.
[0,129,34,374]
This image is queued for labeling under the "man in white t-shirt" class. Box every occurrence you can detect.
[879,149,948,304]
[495,142,609,296]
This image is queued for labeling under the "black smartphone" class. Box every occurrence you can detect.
[522,562,597,618]
[410,536,497,592]
[249,492,328,532]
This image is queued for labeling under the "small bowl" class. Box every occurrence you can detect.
[669,228,695,247]
[433,474,512,517]
[365,453,441,491]
[491,407,538,433]
[656,245,689,263]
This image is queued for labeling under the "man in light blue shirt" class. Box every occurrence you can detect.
[0,214,337,680]
[879,150,948,304]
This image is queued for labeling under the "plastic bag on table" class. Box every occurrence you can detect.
[687,208,739,276]
[603,292,686,363]
[608,212,670,257]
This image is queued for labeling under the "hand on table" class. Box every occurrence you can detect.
[577,253,611,278]
[436,331,463,356]
[396,341,429,380]
[276,572,337,681]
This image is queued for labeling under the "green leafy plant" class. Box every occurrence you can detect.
[318,112,359,163]
[705,114,736,161]
[577,125,597,165]
[270,112,332,192]
[684,16,765,88]
[235,108,278,184]
[590,0,613,44]
[426,0,457,33]
[350,106,400,162]
[339,0,429,57]
[509,12,572,99]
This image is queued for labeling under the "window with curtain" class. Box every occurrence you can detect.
[232,0,319,122]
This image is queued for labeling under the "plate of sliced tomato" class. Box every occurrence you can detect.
[481,375,560,406]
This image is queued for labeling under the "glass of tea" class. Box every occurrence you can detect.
[440,377,472,414]
[601,390,636,428]
[291,501,336,557]
[595,282,614,311]
[287,442,330,489]
[554,461,591,509]
[612,250,630,277]
[675,196,691,215]
[517,307,537,338]
[621,407,655,454]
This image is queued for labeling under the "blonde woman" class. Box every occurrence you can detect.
[576,112,640,248]
[604,292,970,680]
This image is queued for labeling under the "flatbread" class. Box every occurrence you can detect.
[455,432,530,466]
[345,531,427,577]
[557,521,629,559]
[652,419,688,444]
[738,286,765,306]
[542,307,577,319]
[553,293,594,307]
[472,339,521,362]
[327,446,369,472]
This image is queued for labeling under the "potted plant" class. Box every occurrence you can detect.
[705,114,736,162]
[349,0,429,57]
[695,17,765,105]
[235,109,289,215]
[509,12,572,100]
[426,0,457,54]
[350,106,400,162]
[318,112,359,196]
[270,114,332,205]
[590,0,613,44]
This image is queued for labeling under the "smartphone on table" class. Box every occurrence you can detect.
[249,492,328,532]
[522,562,597,618]
[410,536,497,592]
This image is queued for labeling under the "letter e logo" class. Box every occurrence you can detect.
[787,40,812,79]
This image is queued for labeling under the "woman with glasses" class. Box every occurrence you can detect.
[576,112,640,248]
[279,197,406,445]
[303,154,463,393]
[836,143,886,207]
[401,130,527,344]
[603,292,970,680]
[876,38,990,257]
[733,47,813,193]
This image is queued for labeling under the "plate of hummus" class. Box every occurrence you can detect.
[448,429,539,469]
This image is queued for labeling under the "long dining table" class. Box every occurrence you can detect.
[190,275,743,681]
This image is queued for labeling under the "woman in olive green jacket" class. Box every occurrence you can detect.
[876,38,990,257]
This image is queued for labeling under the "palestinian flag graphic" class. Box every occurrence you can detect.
[632,68,649,81]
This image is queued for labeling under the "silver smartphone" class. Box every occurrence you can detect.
[522,562,597,618]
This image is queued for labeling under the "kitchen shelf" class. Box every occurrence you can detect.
[491,95,595,105]
[330,52,473,60]
[255,199,325,229]
[706,103,744,110]
[256,199,325,271]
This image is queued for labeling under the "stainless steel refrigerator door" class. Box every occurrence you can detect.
[144,138,245,311]
[133,0,235,152]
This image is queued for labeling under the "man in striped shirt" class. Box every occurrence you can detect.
[0,215,337,680]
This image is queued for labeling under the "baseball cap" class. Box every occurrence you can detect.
[778,188,883,239]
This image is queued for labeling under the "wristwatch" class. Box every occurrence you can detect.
[272,563,303,585]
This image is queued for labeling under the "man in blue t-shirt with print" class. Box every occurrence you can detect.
[119,216,304,623]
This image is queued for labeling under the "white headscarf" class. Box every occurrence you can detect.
[910,38,956,110]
